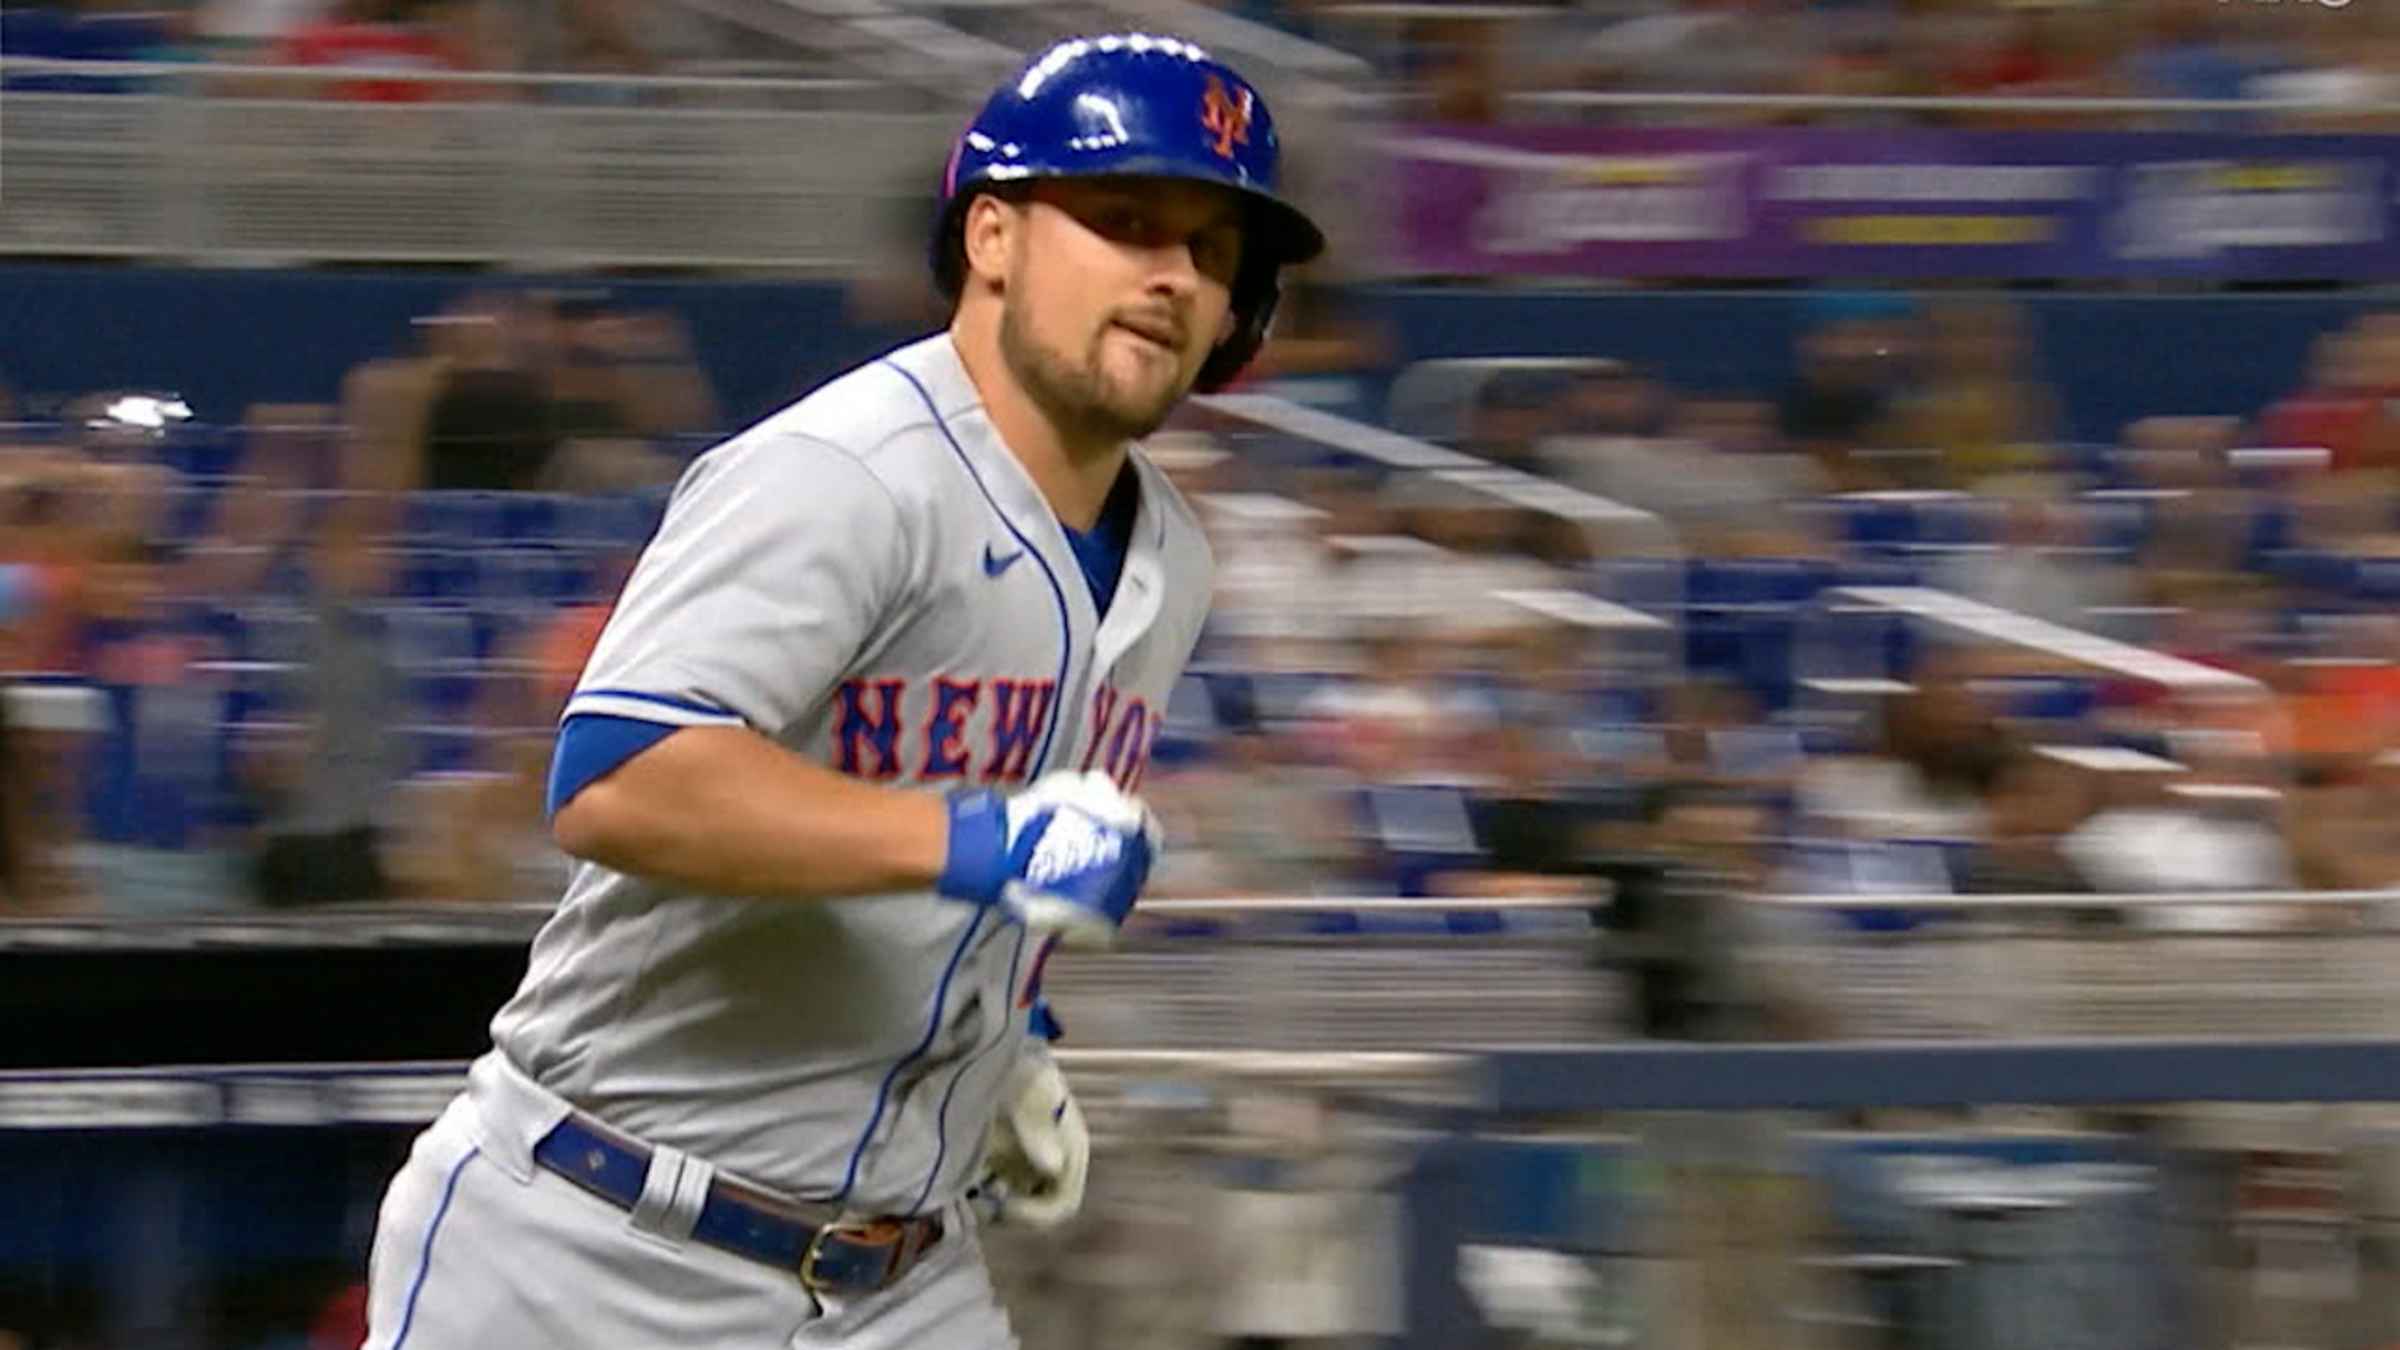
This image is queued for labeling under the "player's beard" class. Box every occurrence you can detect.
[1000,293,1190,450]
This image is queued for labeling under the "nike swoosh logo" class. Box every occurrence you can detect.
[983,544,1025,577]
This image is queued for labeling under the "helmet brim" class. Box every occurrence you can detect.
[933,164,1325,297]
[1051,160,1325,267]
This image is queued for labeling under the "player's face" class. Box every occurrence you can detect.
[998,177,1245,447]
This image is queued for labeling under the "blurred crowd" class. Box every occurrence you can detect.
[2,0,742,98]
[2,288,2400,1032]
[1278,0,2400,128]
[11,0,2400,127]
[1147,294,2400,1033]
[0,288,712,915]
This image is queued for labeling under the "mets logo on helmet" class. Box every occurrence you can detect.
[1200,74,1253,160]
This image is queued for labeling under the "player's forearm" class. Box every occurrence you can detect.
[552,726,948,900]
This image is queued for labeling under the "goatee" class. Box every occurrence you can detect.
[1000,298,1185,448]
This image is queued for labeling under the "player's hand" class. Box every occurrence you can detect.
[971,1051,1088,1231]
[937,770,1160,949]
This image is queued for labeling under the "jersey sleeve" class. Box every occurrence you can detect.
[563,429,913,737]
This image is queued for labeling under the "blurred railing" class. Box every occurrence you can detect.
[13,891,2400,1051]
[1750,889,2400,1042]
[1505,89,2400,120]
[0,60,958,271]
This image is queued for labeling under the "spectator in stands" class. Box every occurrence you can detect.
[394,548,631,903]
[2255,326,2399,477]
[546,0,652,99]
[0,565,38,908]
[72,534,241,914]
[1954,746,2102,897]
[1791,663,2004,874]
[2060,765,2298,928]
[1894,299,2057,488]
[1554,0,1818,127]
[1792,11,1926,129]
[1779,308,1916,491]
[1601,781,1792,1038]
[2113,0,2261,130]
[1,1,184,91]
[1555,361,1671,441]
[412,295,559,492]
[1550,389,1825,556]
[1298,617,1492,788]
[2120,416,2256,593]
[2344,312,2400,477]
[535,292,717,484]
[191,0,337,59]
[0,446,141,907]
[2280,612,2400,782]
[1398,496,1559,616]
[1144,726,1365,898]
[1457,368,1561,471]
[269,0,490,102]
[1931,475,2136,635]
[1937,2,2116,128]
[1416,14,1505,123]
[352,290,707,497]
[246,502,405,908]
[2293,739,2400,892]
[0,450,91,674]
[2245,17,2400,133]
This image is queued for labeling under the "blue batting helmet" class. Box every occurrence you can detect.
[932,33,1328,393]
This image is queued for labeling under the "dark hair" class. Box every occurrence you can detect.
[96,533,171,568]
[1481,369,1563,413]
[1638,779,1759,824]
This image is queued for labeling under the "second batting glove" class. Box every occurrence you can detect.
[938,770,1158,948]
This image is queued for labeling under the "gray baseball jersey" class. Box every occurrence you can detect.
[488,333,1215,1217]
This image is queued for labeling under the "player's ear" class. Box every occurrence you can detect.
[1215,308,1238,345]
[961,193,1019,293]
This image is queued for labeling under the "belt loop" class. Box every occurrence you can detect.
[629,1143,710,1243]
[674,1152,716,1234]
[467,1051,570,1185]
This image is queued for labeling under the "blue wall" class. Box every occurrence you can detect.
[0,265,923,432]
[0,264,2385,445]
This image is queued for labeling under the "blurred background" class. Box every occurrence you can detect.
[5,0,2400,1347]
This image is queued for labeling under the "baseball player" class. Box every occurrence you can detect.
[356,32,1325,1350]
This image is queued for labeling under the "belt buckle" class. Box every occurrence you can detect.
[798,1219,899,1294]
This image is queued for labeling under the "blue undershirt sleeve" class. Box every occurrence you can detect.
[548,713,682,818]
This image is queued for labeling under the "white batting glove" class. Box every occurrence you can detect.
[972,1050,1089,1231]
[937,770,1161,949]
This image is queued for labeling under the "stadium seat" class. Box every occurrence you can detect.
[1588,556,1683,613]
[1685,558,1830,610]
[403,492,507,547]
[1830,559,1923,591]
[2261,549,2359,597]
[408,725,490,777]
[2243,503,2294,565]
[1974,675,2099,724]
[2354,558,2400,603]
[1355,783,1485,898]
[499,494,564,543]
[1735,610,1800,712]
[381,606,477,671]
[473,548,563,608]
[1150,672,1224,767]
[1571,723,1666,768]
[162,424,244,483]
[396,549,480,603]
[157,484,217,542]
